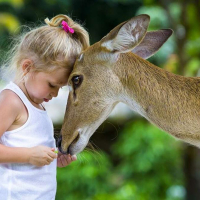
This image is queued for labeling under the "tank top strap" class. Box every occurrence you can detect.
[2,82,36,113]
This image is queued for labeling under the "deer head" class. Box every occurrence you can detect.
[58,14,173,155]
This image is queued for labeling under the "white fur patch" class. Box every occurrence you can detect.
[78,53,83,61]
[101,21,143,53]
[122,95,146,118]
[114,21,139,51]
[101,40,114,51]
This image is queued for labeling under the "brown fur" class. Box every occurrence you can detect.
[60,15,200,155]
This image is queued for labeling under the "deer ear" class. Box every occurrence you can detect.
[132,29,173,59]
[100,14,150,53]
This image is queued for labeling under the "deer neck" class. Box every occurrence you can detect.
[114,52,200,137]
[115,52,170,115]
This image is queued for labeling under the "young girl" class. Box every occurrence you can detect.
[0,14,89,199]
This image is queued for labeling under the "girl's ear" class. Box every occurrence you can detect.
[22,59,33,75]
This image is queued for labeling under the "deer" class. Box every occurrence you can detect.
[57,14,200,155]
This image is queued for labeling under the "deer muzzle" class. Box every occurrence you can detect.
[57,131,81,155]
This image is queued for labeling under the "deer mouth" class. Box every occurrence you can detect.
[57,135,68,154]
[57,133,80,155]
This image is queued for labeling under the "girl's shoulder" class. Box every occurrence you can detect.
[0,90,27,134]
[0,89,24,111]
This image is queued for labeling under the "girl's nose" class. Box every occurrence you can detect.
[51,88,59,97]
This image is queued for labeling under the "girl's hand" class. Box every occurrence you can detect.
[56,151,77,168]
[28,145,57,167]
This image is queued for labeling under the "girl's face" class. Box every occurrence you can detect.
[24,67,70,104]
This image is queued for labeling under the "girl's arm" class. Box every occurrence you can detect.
[0,90,57,166]
[0,144,30,163]
[0,144,57,166]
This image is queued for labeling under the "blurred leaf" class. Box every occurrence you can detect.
[0,13,20,34]
[104,0,141,4]
[186,38,200,57]
[0,0,24,8]
[136,6,169,30]
[168,2,181,24]
[185,58,200,77]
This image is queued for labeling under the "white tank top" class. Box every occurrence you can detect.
[0,82,57,200]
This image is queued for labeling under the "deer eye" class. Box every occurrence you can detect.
[72,75,83,89]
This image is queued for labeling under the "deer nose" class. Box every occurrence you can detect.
[57,135,70,154]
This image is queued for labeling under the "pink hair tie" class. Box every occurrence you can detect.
[61,21,74,34]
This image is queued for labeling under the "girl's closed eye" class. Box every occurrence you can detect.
[49,83,56,88]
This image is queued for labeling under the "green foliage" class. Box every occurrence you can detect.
[56,120,184,200]
[112,120,184,200]
[56,152,113,200]
[0,0,23,8]
[185,58,200,77]
[136,5,175,65]
[104,0,141,4]
[0,12,20,33]
[137,6,169,29]
[168,3,181,24]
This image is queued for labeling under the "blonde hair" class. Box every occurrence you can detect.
[6,14,89,80]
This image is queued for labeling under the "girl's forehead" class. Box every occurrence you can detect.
[38,68,70,84]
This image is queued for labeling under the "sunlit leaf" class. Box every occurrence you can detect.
[0,0,24,8]
[0,13,20,34]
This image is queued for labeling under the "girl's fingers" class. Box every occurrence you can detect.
[51,147,58,154]
[60,154,71,166]
[47,149,57,159]
[57,157,61,167]
[47,155,54,162]
[71,155,77,161]
[66,154,73,164]
[57,154,77,167]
